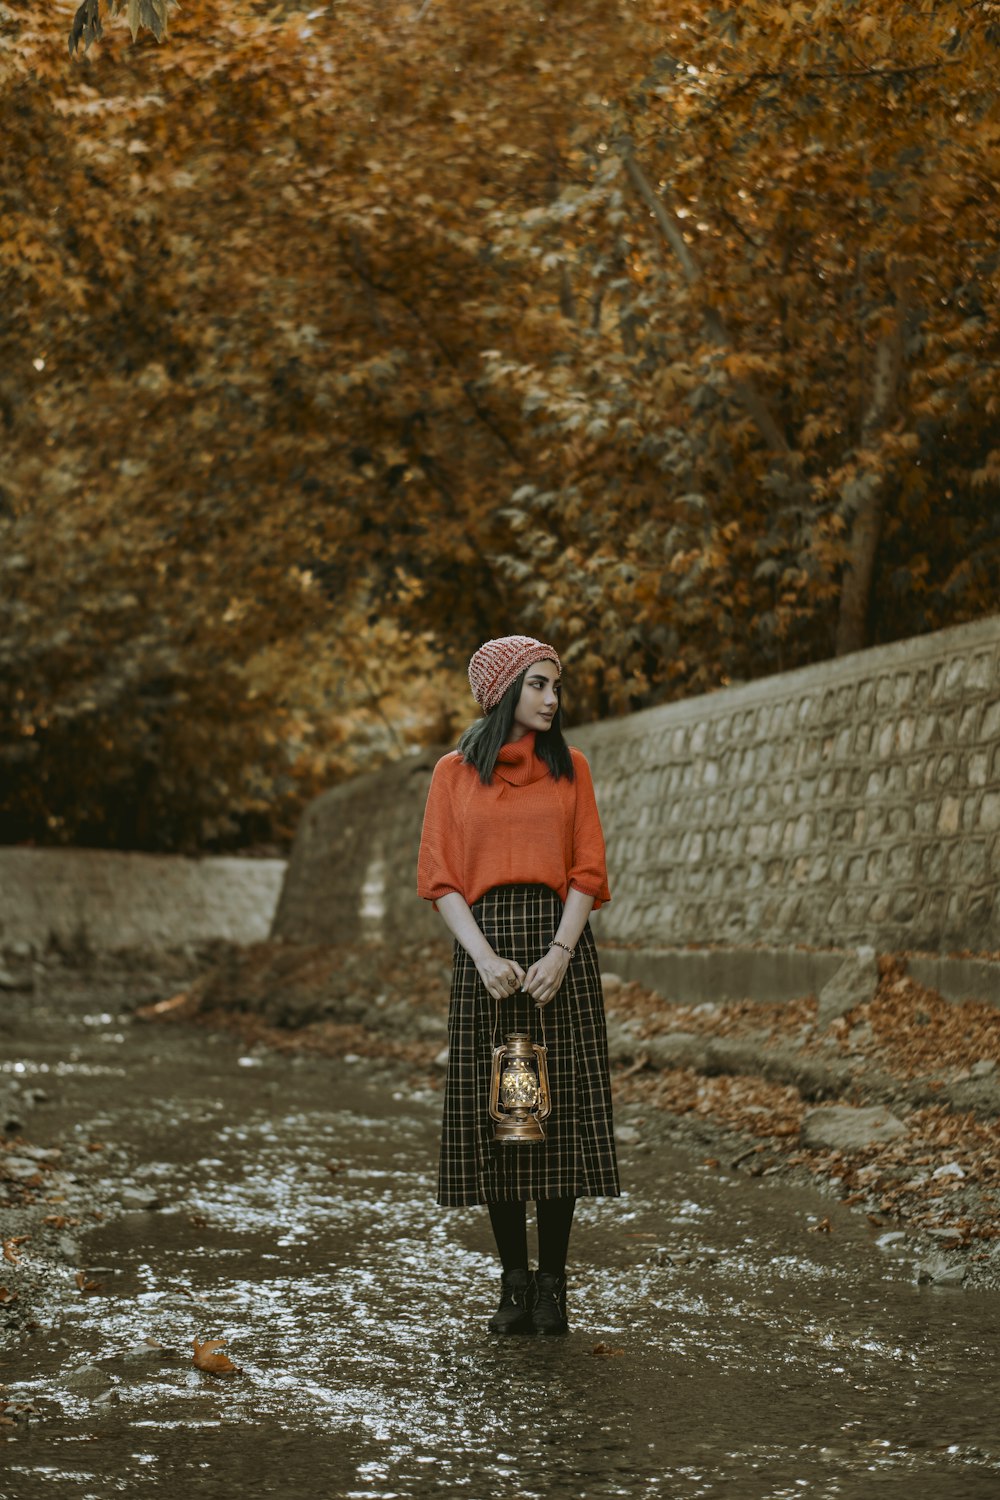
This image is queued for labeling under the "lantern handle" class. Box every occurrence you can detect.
[490,993,548,1054]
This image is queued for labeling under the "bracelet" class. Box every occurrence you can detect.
[549,939,574,957]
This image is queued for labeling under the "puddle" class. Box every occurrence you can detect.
[2,985,999,1498]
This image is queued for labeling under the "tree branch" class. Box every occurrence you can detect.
[618,142,791,456]
[336,227,525,466]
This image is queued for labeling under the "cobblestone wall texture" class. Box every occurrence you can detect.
[272,757,445,947]
[579,615,1000,952]
[273,617,1000,956]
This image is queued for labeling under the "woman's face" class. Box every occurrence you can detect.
[510,659,561,740]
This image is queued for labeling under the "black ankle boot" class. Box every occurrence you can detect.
[531,1271,568,1335]
[488,1268,535,1335]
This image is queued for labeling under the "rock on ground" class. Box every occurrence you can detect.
[816,948,879,1029]
[801,1104,907,1151]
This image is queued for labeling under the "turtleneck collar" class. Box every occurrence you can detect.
[494,731,550,786]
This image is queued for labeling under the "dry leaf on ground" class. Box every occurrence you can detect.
[192,1337,241,1375]
[135,992,193,1021]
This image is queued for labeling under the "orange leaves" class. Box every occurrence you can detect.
[75,1271,104,1295]
[855,15,892,55]
[3,0,1000,842]
[135,992,193,1021]
[861,972,1000,1081]
[721,352,783,382]
[192,1337,241,1376]
[2,1238,29,1266]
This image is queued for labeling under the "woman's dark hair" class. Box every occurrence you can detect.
[457,668,574,786]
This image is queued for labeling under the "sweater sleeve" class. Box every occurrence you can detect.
[567,750,611,907]
[417,753,465,904]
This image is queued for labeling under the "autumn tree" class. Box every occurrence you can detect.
[1,0,997,849]
[473,2,1000,692]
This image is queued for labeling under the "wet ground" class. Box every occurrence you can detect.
[2,978,1000,1499]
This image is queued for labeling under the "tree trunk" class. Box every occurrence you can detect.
[834,484,887,656]
[835,278,910,655]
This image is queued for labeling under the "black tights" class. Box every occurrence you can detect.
[488,1198,576,1276]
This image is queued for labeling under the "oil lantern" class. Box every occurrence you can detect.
[489,1031,552,1145]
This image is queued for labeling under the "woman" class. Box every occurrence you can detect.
[417,635,620,1335]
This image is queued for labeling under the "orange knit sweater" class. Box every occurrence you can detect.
[417,733,610,909]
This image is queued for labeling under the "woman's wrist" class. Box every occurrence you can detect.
[548,939,574,958]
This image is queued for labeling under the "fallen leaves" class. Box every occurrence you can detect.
[135,991,194,1022]
[808,1218,833,1234]
[862,964,1000,1079]
[75,1271,103,1295]
[625,1068,806,1144]
[2,1237,29,1265]
[590,1343,625,1359]
[604,959,1000,1252]
[0,1287,18,1304]
[0,1399,40,1427]
[192,1337,241,1376]
[608,960,1000,1104]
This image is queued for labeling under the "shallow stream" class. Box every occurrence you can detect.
[2,982,999,1498]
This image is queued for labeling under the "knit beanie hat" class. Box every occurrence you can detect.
[468,636,561,713]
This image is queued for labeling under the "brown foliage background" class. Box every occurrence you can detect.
[2,0,998,850]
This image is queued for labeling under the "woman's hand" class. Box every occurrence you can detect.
[475,952,527,1003]
[522,946,570,1007]
[435,895,525,1001]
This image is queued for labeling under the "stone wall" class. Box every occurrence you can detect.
[272,756,444,947]
[273,616,1000,975]
[0,849,286,955]
[580,615,1000,953]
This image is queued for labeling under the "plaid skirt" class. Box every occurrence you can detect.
[437,884,621,1207]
